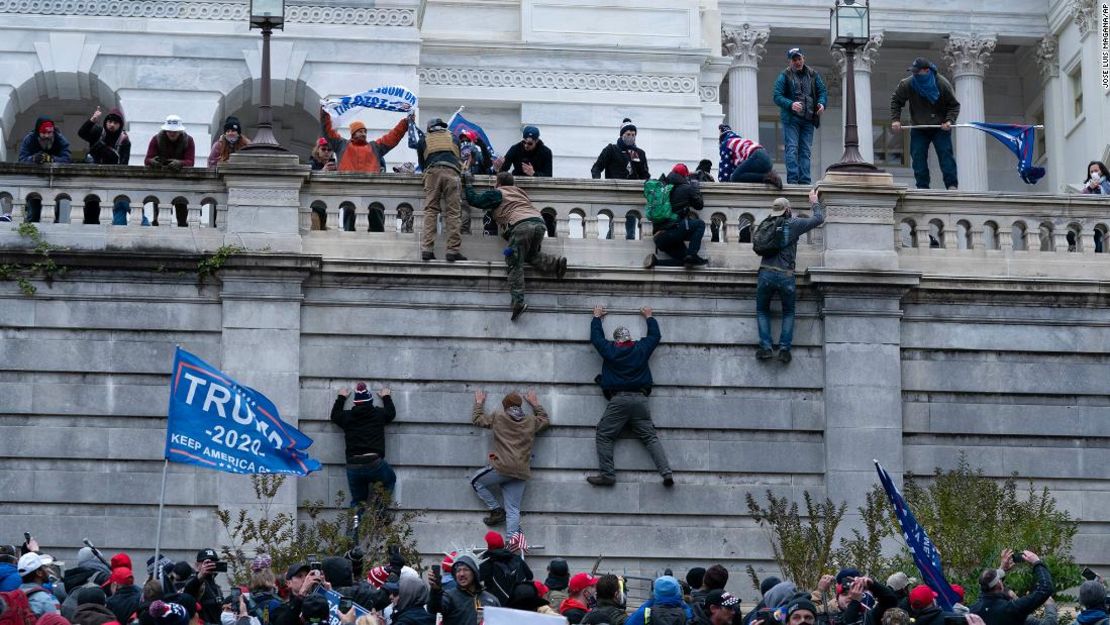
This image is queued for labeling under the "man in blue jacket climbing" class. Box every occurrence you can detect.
[586,304,673,488]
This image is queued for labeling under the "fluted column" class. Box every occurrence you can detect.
[722,23,769,141]
[944,33,996,192]
[1034,35,1064,193]
[831,33,884,164]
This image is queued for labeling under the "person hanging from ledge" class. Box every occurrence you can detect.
[753,188,825,365]
[320,106,410,174]
[463,171,568,321]
[890,57,960,190]
[410,115,466,262]
[717,124,782,189]
[586,304,673,488]
[207,116,251,167]
[591,118,650,180]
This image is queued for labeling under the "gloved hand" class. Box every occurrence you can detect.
[166,159,183,172]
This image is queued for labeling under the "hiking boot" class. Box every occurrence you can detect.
[662,475,675,488]
[586,474,616,486]
[421,251,435,261]
[778,349,792,364]
[482,507,506,526]
[445,252,467,262]
[556,256,568,279]
[643,253,657,269]
[511,301,528,321]
[756,347,774,360]
[763,171,784,190]
[683,255,709,267]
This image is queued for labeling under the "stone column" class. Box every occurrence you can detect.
[1034,35,1064,193]
[219,152,310,253]
[722,23,769,141]
[831,34,884,164]
[944,33,996,192]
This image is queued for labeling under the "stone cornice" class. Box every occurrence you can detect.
[418,67,697,95]
[0,1,416,26]
[721,23,769,69]
[943,33,997,79]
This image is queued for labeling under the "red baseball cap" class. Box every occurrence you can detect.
[909,585,937,610]
[569,572,599,594]
[671,163,690,177]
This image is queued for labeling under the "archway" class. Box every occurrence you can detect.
[3,72,121,162]
[212,78,324,164]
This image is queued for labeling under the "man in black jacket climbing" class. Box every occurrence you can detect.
[331,382,398,532]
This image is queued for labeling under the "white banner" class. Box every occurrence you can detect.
[321,85,417,124]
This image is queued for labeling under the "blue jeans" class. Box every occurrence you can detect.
[729,148,772,183]
[346,459,397,507]
[756,269,797,351]
[652,218,705,265]
[909,128,958,189]
[783,118,816,185]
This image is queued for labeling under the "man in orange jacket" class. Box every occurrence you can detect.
[320,107,410,173]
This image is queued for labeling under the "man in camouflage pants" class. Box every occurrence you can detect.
[464,172,568,321]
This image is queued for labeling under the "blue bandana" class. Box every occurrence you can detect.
[911,67,940,104]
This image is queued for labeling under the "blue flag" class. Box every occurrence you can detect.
[314,586,370,625]
[966,122,1045,184]
[449,112,499,159]
[874,460,961,611]
[164,347,321,476]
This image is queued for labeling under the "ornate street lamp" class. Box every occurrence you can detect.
[826,0,880,172]
[241,0,288,152]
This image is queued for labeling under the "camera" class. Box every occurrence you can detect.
[1082,567,1098,581]
[1012,552,1025,564]
[309,556,323,573]
[214,561,228,573]
[431,565,441,583]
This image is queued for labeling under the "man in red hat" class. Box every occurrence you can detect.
[478,531,533,607]
[560,573,599,623]
[105,567,141,625]
[645,163,708,269]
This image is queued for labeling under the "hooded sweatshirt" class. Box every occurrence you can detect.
[0,561,21,591]
[391,577,435,625]
[428,555,499,625]
[18,116,72,163]
[78,108,130,165]
[471,401,550,481]
[625,576,694,625]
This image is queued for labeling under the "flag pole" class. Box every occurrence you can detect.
[897,124,1044,129]
[152,458,169,578]
[447,106,464,126]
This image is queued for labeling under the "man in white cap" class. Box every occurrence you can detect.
[18,552,61,615]
[145,114,196,173]
[752,188,824,364]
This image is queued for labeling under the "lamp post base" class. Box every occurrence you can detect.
[240,123,289,153]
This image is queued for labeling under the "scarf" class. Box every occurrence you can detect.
[911,67,940,104]
[506,406,525,421]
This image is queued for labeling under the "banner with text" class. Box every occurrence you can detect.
[321,86,417,125]
[314,586,370,625]
[164,347,321,476]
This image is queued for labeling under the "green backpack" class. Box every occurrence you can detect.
[643,179,675,225]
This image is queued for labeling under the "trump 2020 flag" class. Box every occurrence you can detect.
[165,347,321,476]
[448,111,499,159]
[321,85,417,124]
[875,460,961,611]
[966,122,1046,184]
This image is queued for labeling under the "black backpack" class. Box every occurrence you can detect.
[486,559,526,605]
[645,604,687,625]
[752,214,790,256]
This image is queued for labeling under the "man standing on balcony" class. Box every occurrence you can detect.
[754,189,825,364]
[890,57,961,190]
[498,126,553,178]
[591,119,650,180]
[773,48,827,186]
[410,116,466,262]
[320,107,410,174]
[463,172,567,320]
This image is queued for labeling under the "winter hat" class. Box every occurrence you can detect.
[426,118,448,131]
[37,120,55,133]
[223,117,242,133]
[349,121,367,135]
[718,123,732,135]
[569,573,599,595]
[887,572,910,592]
[110,553,132,571]
[76,586,108,606]
[106,567,134,587]
[546,559,570,590]
[366,565,389,588]
[250,554,272,573]
[651,576,681,602]
[685,567,706,590]
[671,163,689,177]
[522,126,540,140]
[909,585,937,611]
[502,392,523,410]
[771,197,791,216]
[78,547,98,566]
[104,109,124,126]
[619,118,637,135]
[1080,580,1106,608]
[441,552,456,574]
[353,382,372,404]
[950,585,965,602]
[160,115,186,132]
[612,327,632,342]
[300,595,330,623]
[696,159,713,173]
[36,614,71,625]
[149,601,189,625]
[760,576,782,596]
[485,531,505,550]
[508,581,549,611]
[787,599,817,620]
[836,568,861,586]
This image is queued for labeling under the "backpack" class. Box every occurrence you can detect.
[486,559,526,605]
[0,588,39,625]
[643,179,676,225]
[645,604,687,625]
[752,214,790,256]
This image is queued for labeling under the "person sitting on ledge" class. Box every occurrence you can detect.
[498,126,553,178]
[718,124,782,189]
[644,163,708,269]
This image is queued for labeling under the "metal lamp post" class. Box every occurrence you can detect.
[241,0,288,152]
[826,0,880,173]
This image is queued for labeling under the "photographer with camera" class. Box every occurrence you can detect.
[970,550,1053,625]
[271,562,330,625]
[184,549,226,625]
[838,577,899,625]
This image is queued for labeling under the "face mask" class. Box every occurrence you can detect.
[226,135,239,145]
[1092,173,1102,184]
[221,612,239,625]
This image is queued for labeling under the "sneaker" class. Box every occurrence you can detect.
[756,348,774,360]
[778,349,792,364]
[511,301,528,321]
[556,257,568,279]
[683,255,709,267]
[586,475,616,486]
[662,475,675,488]
[445,252,467,262]
[643,253,657,269]
[482,507,506,526]
[763,171,784,190]
[421,251,435,261]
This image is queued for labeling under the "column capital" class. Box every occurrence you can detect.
[1034,35,1059,80]
[943,33,997,79]
[721,23,769,68]
[1071,0,1098,37]
[830,33,885,74]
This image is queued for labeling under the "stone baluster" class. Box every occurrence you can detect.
[944,33,996,192]
[722,23,769,141]
[1054,229,1069,254]
[970,227,984,250]
[914,224,931,250]
[327,205,341,230]
[384,205,398,233]
[355,206,369,232]
[942,224,957,249]
[584,214,598,239]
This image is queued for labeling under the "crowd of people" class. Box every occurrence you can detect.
[1,531,1078,625]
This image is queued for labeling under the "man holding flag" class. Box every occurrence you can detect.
[890,58,961,190]
[320,107,411,174]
